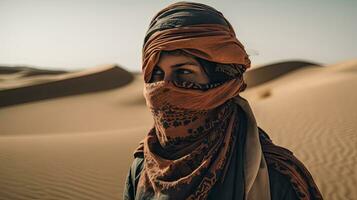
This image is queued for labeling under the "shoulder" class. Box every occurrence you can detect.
[123,157,144,200]
[268,165,299,200]
[258,127,323,200]
[132,156,144,175]
[130,156,145,186]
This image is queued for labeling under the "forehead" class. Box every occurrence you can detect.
[157,51,200,67]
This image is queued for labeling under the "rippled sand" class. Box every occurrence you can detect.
[242,60,357,200]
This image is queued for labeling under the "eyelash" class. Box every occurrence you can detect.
[152,68,194,76]
[152,68,164,75]
[176,69,193,75]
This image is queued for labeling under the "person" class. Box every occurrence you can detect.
[123,2,323,200]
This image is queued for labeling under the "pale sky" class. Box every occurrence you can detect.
[0,0,356,72]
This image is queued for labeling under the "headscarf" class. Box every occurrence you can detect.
[135,2,270,200]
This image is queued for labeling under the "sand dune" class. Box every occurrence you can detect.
[0,60,356,199]
[0,64,133,107]
[244,60,321,88]
[241,59,357,200]
[0,65,68,76]
[0,72,151,199]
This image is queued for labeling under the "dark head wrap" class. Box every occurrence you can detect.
[144,2,230,44]
[145,2,248,85]
[141,2,251,85]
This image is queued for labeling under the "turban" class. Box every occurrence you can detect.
[142,2,251,84]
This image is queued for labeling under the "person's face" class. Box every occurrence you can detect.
[149,52,210,84]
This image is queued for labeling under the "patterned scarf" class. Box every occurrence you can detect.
[134,2,271,200]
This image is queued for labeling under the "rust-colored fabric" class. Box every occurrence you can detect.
[142,26,250,83]
[134,124,325,200]
[142,2,250,84]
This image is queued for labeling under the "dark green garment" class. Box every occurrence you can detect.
[123,157,299,200]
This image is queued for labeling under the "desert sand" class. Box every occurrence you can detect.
[0,60,356,200]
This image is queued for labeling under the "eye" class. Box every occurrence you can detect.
[152,67,164,75]
[176,68,193,75]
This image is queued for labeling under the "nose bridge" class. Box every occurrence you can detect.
[163,68,173,81]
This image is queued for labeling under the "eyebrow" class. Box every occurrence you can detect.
[156,61,199,69]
